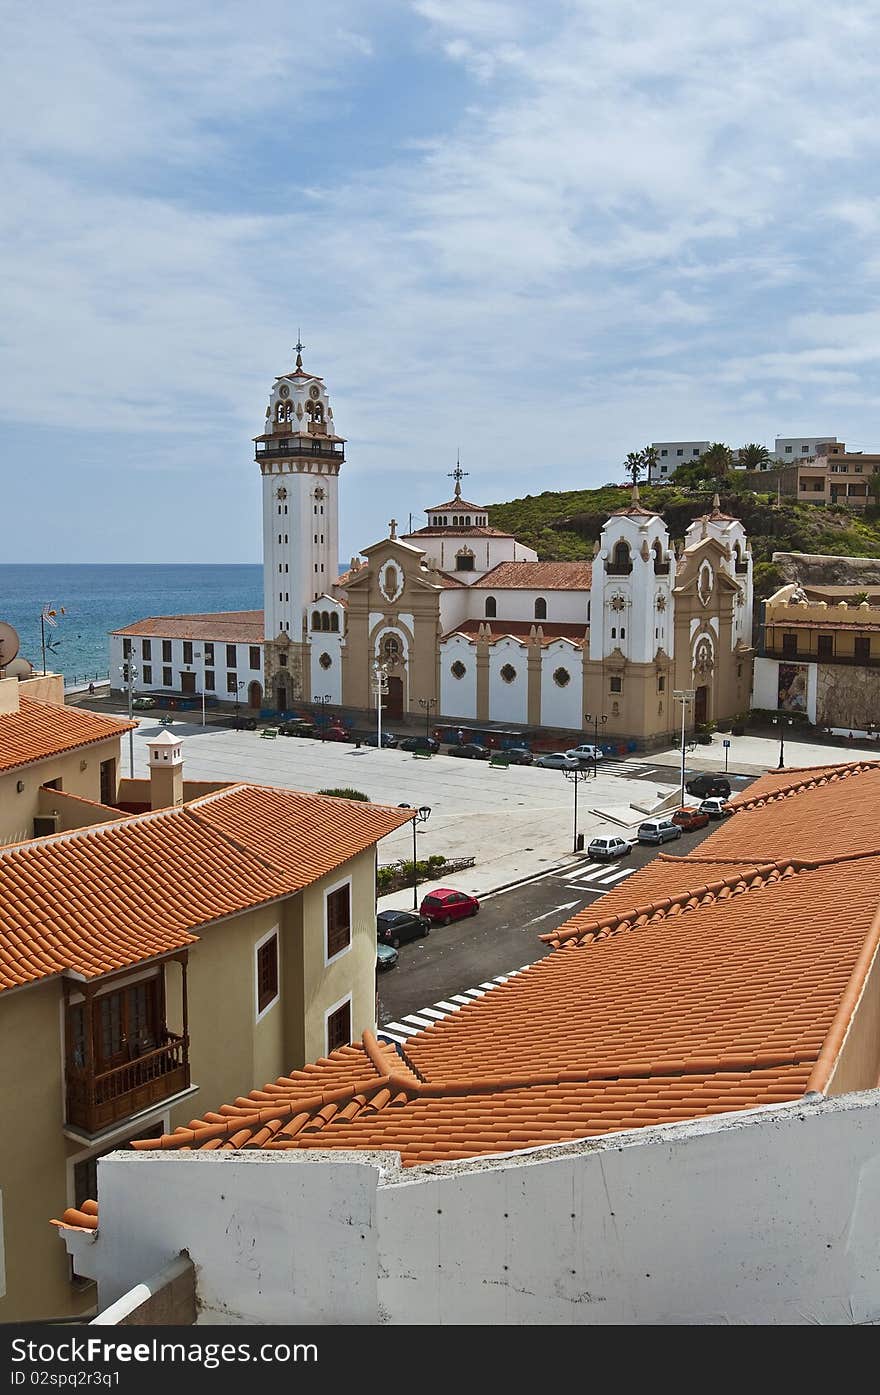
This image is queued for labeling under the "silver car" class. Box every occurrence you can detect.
[536,752,581,769]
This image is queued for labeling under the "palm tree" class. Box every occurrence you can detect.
[698,442,734,480]
[643,445,658,485]
[737,442,771,470]
[624,451,644,487]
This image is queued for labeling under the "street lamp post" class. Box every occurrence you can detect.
[773,714,793,769]
[398,803,432,909]
[673,689,696,807]
[584,711,608,778]
[314,693,330,742]
[372,660,389,749]
[194,651,206,727]
[118,654,139,778]
[562,767,591,854]
[418,696,436,744]
[234,679,245,729]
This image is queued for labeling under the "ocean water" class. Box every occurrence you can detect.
[0,564,263,683]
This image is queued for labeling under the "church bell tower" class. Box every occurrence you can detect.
[256,339,345,710]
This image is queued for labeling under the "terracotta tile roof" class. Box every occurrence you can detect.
[406,525,514,538]
[126,848,880,1167]
[111,611,264,643]
[424,496,487,512]
[0,698,136,775]
[470,561,592,590]
[443,620,587,646]
[710,762,880,861]
[0,787,412,992]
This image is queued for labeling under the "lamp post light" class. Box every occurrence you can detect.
[562,766,591,854]
[673,689,696,807]
[313,693,331,742]
[418,696,437,745]
[773,714,793,769]
[397,803,432,909]
[584,711,608,778]
[118,655,139,777]
[234,680,245,730]
[372,660,389,749]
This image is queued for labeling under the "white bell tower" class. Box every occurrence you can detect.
[256,339,345,708]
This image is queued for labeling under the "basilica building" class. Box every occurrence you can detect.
[112,349,754,746]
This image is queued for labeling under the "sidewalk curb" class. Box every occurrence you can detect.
[377,853,584,911]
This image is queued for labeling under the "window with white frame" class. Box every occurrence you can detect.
[255,929,279,1019]
[326,882,352,962]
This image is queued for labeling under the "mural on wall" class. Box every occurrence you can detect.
[777,663,808,712]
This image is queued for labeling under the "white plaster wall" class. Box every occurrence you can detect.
[438,587,472,632]
[539,644,583,729]
[488,640,528,725]
[111,635,263,698]
[462,589,589,626]
[590,514,673,662]
[752,657,818,722]
[439,637,477,719]
[412,535,538,578]
[308,633,343,704]
[80,1090,880,1326]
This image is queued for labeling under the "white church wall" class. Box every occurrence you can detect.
[464,589,589,626]
[439,638,477,719]
[81,1088,880,1325]
[488,640,528,725]
[438,587,473,632]
[111,635,263,699]
[539,644,584,730]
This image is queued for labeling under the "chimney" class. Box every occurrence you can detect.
[146,728,184,809]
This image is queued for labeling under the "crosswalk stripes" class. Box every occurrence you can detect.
[562,860,638,889]
[378,967,529,1044]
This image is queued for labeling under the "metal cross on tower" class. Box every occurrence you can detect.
[448,453,469,499]
[294,331,304,370]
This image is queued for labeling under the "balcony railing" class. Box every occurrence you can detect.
[605,562,633,575]
[66,1033,189,1135]
[653,560,670,575]
[763,646,879,668]
[256,440,344,460]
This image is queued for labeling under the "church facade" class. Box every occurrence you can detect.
[111,350,754,745]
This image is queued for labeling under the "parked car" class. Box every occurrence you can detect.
[279,719,318,737]
[565,743,605,766]
[671,806,710,832]
[376,909,430,947]
[448,742,491,760]
[132,695,156,710]
[376,943,399,972]
[320,724,351,742]
[699,797,732,820]
[504,747,534,765]
[399,735,440,754]
[363,731,399,748]
[637,818,683,845]
[685,773,732,799]
[536,752,582,769]
[419,888,480,925]
[587,835,632,861]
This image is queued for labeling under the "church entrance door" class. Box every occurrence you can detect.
[386,676,404,719]
[275,683,289,713]
[248,681,263,710]
[180,672,196,695]
[694,685,709,726]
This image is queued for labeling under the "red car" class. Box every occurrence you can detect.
[419,888,480,925]
[671,806,710,832]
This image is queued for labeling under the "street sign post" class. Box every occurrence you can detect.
[723,738,731,772]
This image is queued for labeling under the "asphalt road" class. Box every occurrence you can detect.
[377,814,731,1036]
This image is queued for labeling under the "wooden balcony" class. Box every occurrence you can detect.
[66,1032,189,1135]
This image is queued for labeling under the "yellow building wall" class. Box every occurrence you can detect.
[0,736,121,846]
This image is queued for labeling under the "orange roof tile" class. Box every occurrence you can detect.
[470,562,592,590]
[111,612,264,643]
[0,787,412,991]
[710,762,880,861]
[127,847,880,1166]
[0,698,136,775]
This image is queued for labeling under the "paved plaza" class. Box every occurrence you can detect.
[121,717,879,908]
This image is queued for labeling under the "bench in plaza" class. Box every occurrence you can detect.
[260,728,278,739]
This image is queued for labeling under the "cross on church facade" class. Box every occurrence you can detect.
[388,518,398,540]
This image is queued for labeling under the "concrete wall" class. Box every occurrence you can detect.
[438,635,477,720]
[487,639,529,726]
[0,735,122,846]
[81,1089,880,1325]
[753,656,818,723]
[539,643,584,730]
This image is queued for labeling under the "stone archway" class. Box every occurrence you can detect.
[248,680,263,711]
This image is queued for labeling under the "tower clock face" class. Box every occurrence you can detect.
[279,385,290,399]
[309,385,320,400]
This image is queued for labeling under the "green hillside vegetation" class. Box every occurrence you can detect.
[487,480,880,599]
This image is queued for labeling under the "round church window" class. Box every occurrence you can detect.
[451,660,466,679]
[553,667,570,687]
[319,652,332,670]
[500,664,517,684]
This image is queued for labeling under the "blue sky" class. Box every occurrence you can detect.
[5,0,880,563]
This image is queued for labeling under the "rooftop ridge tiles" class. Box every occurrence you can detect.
[731,761,880,812]
[541,859,806,947]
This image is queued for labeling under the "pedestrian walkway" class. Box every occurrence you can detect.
[560,860,638,889]
[378,966,531,1044]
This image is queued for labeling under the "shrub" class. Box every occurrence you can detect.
[318,787,370,801]
[376,866,396,892]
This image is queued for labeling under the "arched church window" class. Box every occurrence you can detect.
[321,613,331,631]
[465,516,471,526]
[312,612,321,631]
[534,597,547,621]
[609,540,632,573]
[330,613,339,632]
[485,597,497,618]
[382,635,401,666]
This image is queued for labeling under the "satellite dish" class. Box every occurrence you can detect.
[0,622,20,667]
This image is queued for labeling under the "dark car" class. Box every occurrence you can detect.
[363,731,399,748]
[504,747,534,765]
[685,772,732,799]
[448,743,491,760]
[419,888,480,925]
[279,719,318,738]
[376,908,430,948]
[398,735,440,754]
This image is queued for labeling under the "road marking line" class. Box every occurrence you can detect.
[433,999,462,1011]
[401,1013,435,1027]
[450,993,474,1005]
[463,988,487,997]
[479,981,499,990]
[381,1021,420,1036]
[597,867,637,885]
[527,899,581,924]
[376,1030,410,1045]
[417,1007,448,1021]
